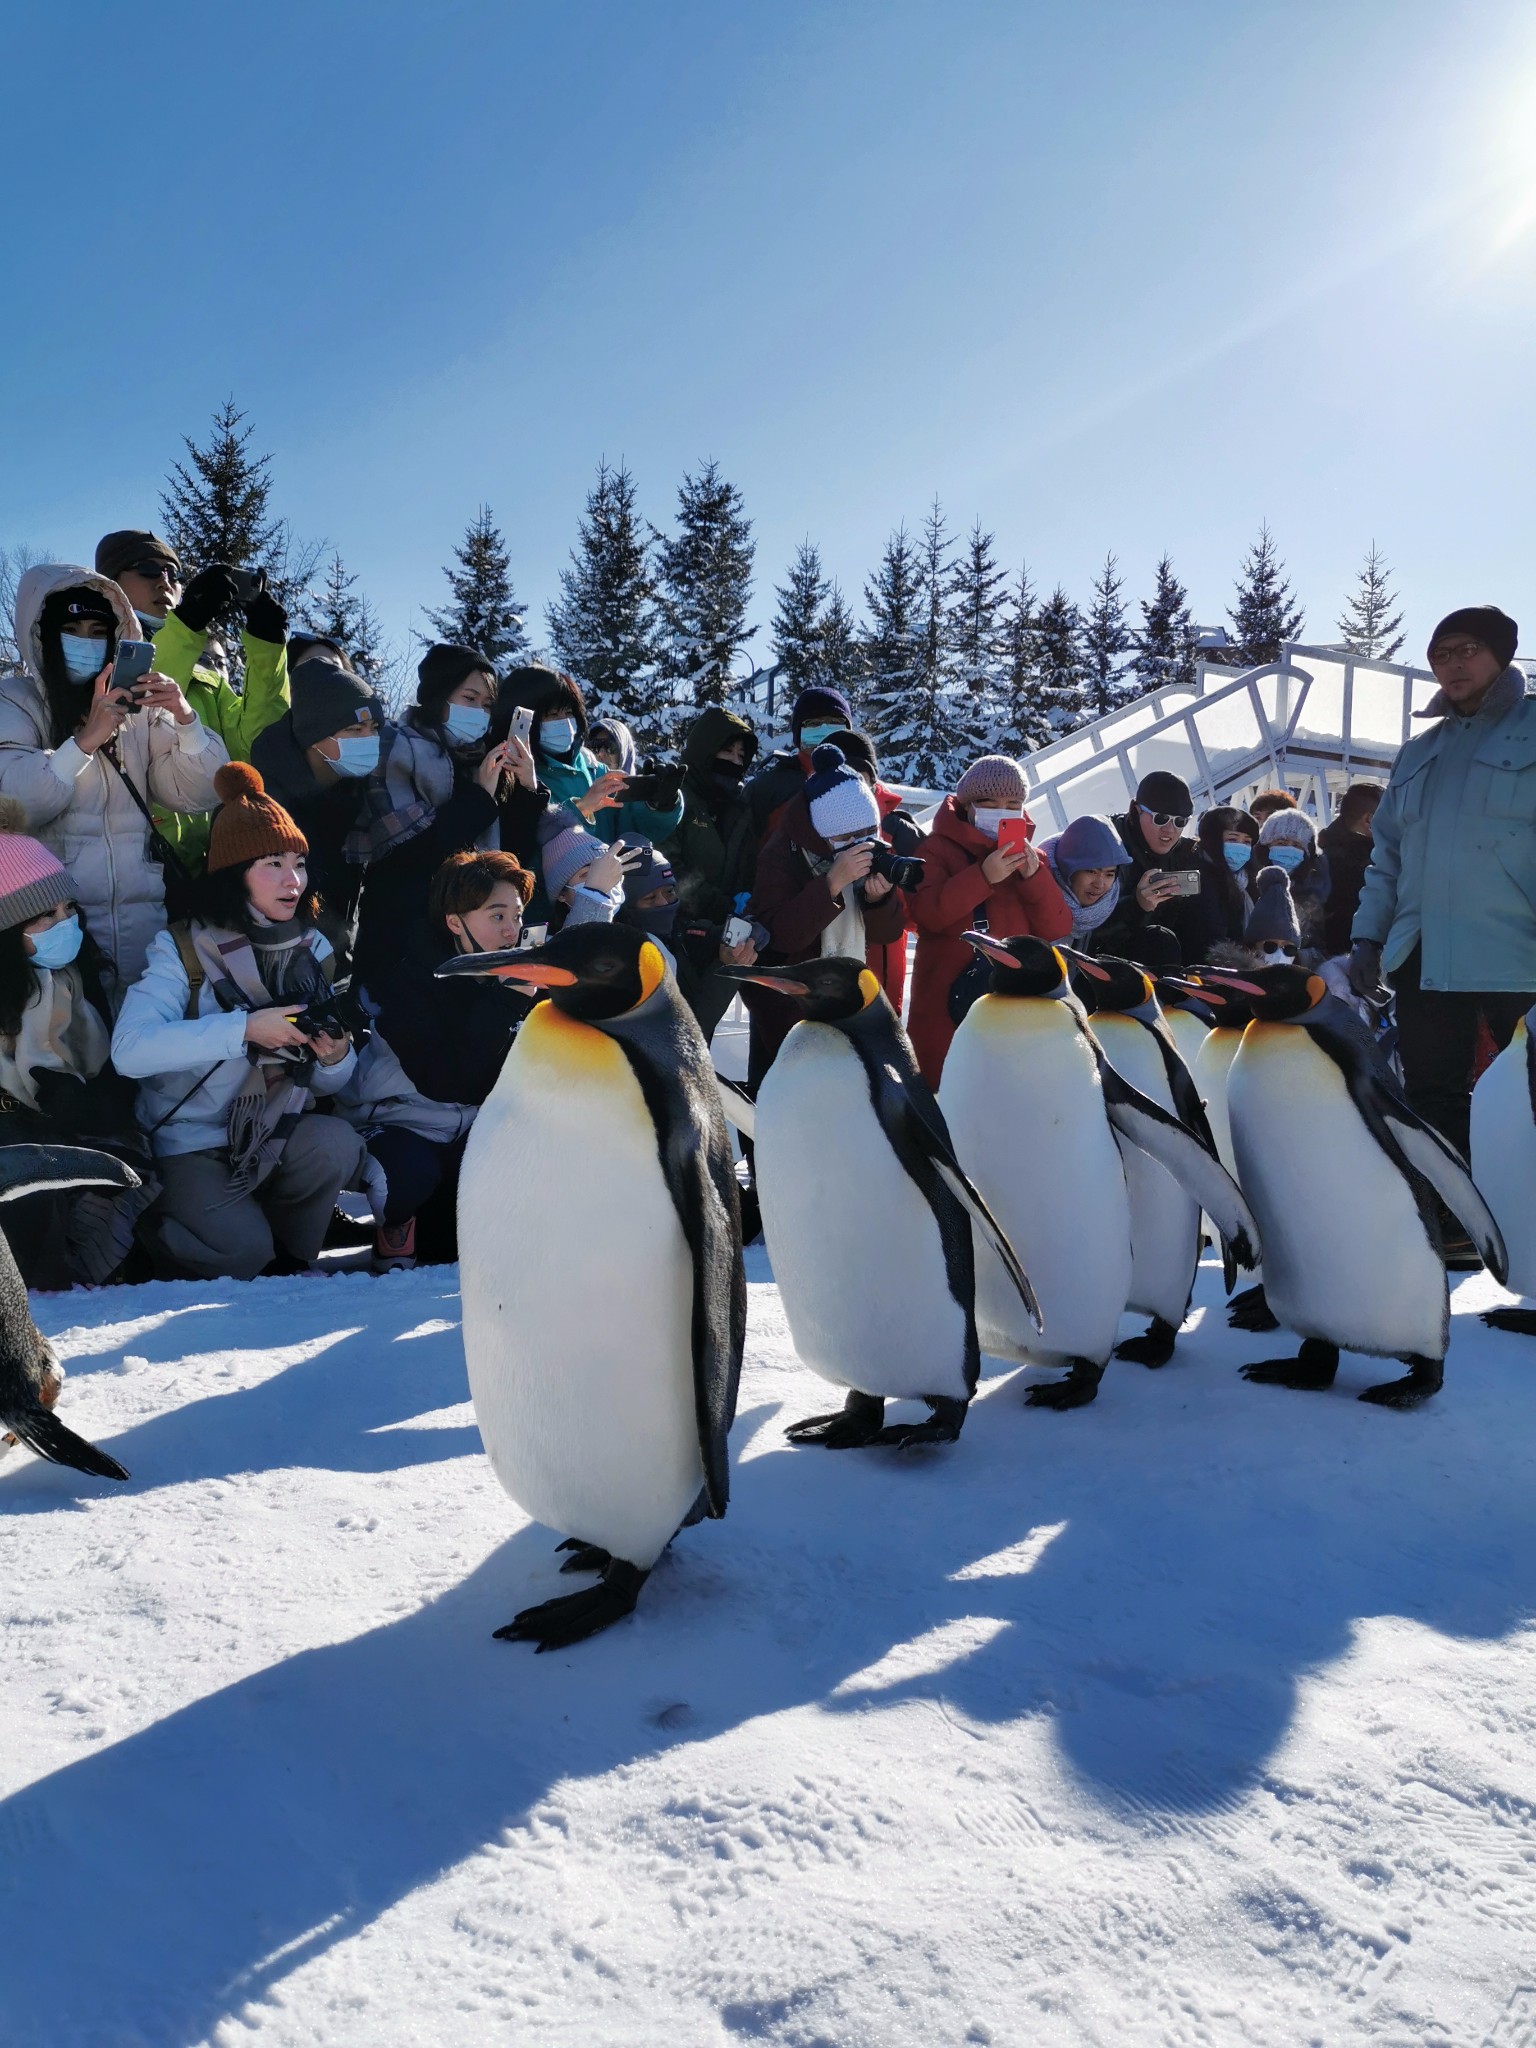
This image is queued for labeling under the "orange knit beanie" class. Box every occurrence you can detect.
[205,762,309,874]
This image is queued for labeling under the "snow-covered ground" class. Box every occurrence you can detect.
[4,1252,1536,2048]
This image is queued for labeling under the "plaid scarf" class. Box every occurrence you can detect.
[342,718,457,866]
[191,923,331,1194]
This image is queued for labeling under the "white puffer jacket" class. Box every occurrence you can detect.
[0,564,227,999]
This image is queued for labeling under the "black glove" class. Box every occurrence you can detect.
[639,762,684,810]
[1346,940,1388,1005]
[244,586,289,645]
[175,563,241,635]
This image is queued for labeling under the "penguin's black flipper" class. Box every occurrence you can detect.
[0,1144,140,1203]
[713,1074,756,1140]
[4,1407,129,1481]
[927,1155,1044,1334]
[1092,1048,1261,1273]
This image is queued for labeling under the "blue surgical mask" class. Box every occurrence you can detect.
[799,722,843,751]
[539,717,578,757]
[1223,842,1253,872]
[444,703,491,746]
[331,733,381,778]
[1267,843,1306,872]
[59,635,108,683]
[134,611,164,634]
[28,913,82,969]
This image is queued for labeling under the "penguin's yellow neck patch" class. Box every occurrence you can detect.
[636,941,666,1006]
[518,998,626,1077]
[857,968,882,1009]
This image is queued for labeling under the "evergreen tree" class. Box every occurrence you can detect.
[299,549,396,696]
[1227,521,1304,665]
[1337,541,1405,660]
[426,505,528,666]
[0,543,47,678]
[947,521,1008,740]
[546,459,660,734]
[1132,553,1198,694]
[861,526,924,765]
[161,399,282,575]
[872,500,972,783]
[1082,552,1133,719]
[771,539,830,696]
[993,562,1043,751]
[1031,587,1089,739]
[820,581,866,710]
[652,460,756,724]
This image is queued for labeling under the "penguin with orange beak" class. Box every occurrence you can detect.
[437,922,745,1648]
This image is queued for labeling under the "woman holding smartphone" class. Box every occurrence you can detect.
[0,563,226,1006]
[907,754,1072,1089]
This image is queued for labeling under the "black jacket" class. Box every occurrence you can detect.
[663,707,760,922]
[745,746,809,841]
[364,924,530,1108]
[352,778,499,986]
[1318,820,1371,957]
[1092,809,1204,963]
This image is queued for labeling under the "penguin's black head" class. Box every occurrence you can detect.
[1061,948,1154,1015]
[1198,963,1327,1023]
[1179,969,1255,1029]
[720,954,883,1023]
[960,932,1073,999]
[435,920,667,1021]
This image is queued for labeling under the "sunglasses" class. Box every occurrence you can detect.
[1139,807,1190,829]
[127,560,179,584]
[1258,942,1298,958]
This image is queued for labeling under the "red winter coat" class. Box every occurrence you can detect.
[907,796,1073,1088]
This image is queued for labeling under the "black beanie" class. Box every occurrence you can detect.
[1427,606,1518,669]
[792,686,854,741]
[94,529,181,582]
[290,658,381,747]
[417,642,494,708]
[1133,770,1194,817]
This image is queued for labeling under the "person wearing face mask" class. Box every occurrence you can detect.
[661,706,761,925]
[0,564,228,1006]
[1185,806,1261,958]
[907,754,1072,1088]
[1241,865,1304,968]
[112,764,368,1281]
[0,813,159,1285]
[614,837,759,1042]
[1254,807,1331,961]
[338,848,536,1271]
[744,685,861,842]
[93,531,292,870]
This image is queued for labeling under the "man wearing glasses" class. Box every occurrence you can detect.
[1096,770,1204,963]
[93,529,292,865]
[1349,606,1535,1256]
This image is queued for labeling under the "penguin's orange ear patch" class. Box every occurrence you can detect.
[637,941,666,1003]
[1306,974,1327,1007]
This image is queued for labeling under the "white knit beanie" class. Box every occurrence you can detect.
[804,744,882,842]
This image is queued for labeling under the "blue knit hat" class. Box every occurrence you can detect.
[804,744,882,841]
[1050,814,1126,874]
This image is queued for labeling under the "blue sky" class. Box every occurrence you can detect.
[4,0,1535,672]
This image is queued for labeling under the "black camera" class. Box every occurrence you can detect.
[292,985,370,1048]
[868,840,925,891]
[229,566,267,606]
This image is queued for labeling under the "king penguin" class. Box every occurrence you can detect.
[940,936,1259,1408]
[1069,951,1235,1370]
[1214,963,1505,1405]
[720,955,1038,1447]
[1184,977,1278,1334]
[439,923,745,1648]
[0,1144,140,1481]
[1470,1002,1536,1334]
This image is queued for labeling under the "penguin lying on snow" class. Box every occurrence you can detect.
[719,955,1039,1448]
[438,924,745,1649]
[1470,1001,1536,1335]
[1209,964,1505,1406]
[940,936,1258,1408]
[0,1143,141,1481]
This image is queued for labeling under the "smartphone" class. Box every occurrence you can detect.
[996,816,1032,855]
[110,641,156,702]
[723,914,753,947]
[1166,866,1202,898]
[509,706,534,746]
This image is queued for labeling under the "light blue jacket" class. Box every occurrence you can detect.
[1352,666,1536,992]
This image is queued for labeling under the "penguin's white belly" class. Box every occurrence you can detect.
[1094,1015,1199,1326]
[1166,1008,1211,1074]
[1471,1022,1536,1297]
[1192,1025,1261,1283]
[1229,1025,1446,1359]
[756,1022,968,1399]
[458,1006,700,1568]
[941,998,1131,1367]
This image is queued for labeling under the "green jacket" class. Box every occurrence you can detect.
[148,612,291,866]
[660,706,759,922]
[1353,664,1536,992]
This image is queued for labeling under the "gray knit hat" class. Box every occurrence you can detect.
[0,799,76,931]
[1258,808,1317,853]
[543,823,610,900]
[1245,866,1301,946]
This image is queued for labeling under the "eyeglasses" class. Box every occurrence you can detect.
[1139,807,1189,829]
[127,560,179,585]
[1429,641,1484,666]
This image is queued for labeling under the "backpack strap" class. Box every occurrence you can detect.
[168,921,204,1021]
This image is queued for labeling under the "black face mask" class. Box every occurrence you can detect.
[711,759,748,797]
[628,902,678,941]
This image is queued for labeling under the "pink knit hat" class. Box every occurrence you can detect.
[956,754,1029,806]
[0,800,74,931]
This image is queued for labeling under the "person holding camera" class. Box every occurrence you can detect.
[0,564,228,1006]
[907,755,1071,1088]
[111,763,368,1281]
[745,743,910,1086]
[94,531,293,869]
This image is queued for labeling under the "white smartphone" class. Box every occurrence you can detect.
[723,915,753,947]
[509,705,534,746]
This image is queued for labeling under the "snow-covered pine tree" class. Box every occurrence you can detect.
[996,561,1043,751]
[771,539,830,696]
[1131,553,1198,694]
[947,521,1008,746]
[861,526,924,766]
[546,459,661,736]
[1082,552,1133,719]
[1337,542,1405,661]
[425,505,529,667]
[880,499,973,783]
[1227,522,1304,665]
[1031,586,1089,739]
[652,460,756,730]
[820,582,866,711]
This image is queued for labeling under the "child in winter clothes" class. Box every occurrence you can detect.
[909,755,1072,1087]
[1039,814,1129,949]
[1255,807,1331,960]
[1242,865,1303,964]
[112,764,367,1281]
[0,813,157,1285]
[342,849,534,1269]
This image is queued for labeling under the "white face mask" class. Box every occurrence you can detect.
[970,807,1019,841]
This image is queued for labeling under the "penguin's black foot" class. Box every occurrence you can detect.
[1114,1317,1179,1368]
[785,1389,885,1448]
[1026,1358,1104,1410]
[1227,1284,1280,1333]
[1241,1338,1339,1391]
[495,1559,650,1651]
[1480,1307,1536,1335]
[1359,1356,1443,1408]
[555,1538,612,1576]
[871,1395,968,1448]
